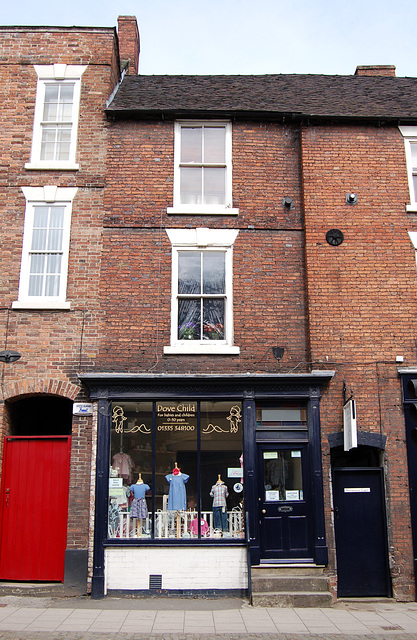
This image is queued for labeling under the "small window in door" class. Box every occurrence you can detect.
[263,450,303,502]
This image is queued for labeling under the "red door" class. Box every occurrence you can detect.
[0,436,71,581]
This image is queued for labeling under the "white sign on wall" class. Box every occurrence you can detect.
[73,402,93,415]
[343,398,357,451]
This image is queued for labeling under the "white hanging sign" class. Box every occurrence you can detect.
[343,398,357,451]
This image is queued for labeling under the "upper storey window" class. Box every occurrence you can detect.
[12,186,77,310]
[399,126,417,212]
[25,64,86,171]
[168,121,239,216]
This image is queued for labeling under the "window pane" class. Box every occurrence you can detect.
[44,274,61,297]
[28,253,45,296]
[181,127,202,163]
[411,142,417,170]
[55,127,72,160]
[203,252,225,294]
[58,85,74,121]
[178,252,201,294]
[31,229,47,251]
[178,299,201,340]
[40,126,58,160]
[33,206,49,228]
[201,401,244,538]
[46,253,62,275]
[28,274,43,297]
[109,402,153,539]
[180,167,202,204]
[203,167,226,204]
[263,450,303,502]
[413,173,417,202]
[204,127,226,163]
[155,401,198,539]
[203,299,225,340]
[43,85,59,121]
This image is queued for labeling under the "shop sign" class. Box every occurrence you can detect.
[73,402,93,415]
[227,468,242,478]
[156,402,197,432]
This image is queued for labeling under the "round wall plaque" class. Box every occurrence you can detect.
[326,229,344,246]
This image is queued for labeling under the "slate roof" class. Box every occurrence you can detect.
[106,73,417,123]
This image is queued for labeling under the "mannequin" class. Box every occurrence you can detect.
[129,473,150,537]
[210,474,229,533]
[165,462,190,538]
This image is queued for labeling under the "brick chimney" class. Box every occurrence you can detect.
[117,15,140,75]
[354,65,396,77]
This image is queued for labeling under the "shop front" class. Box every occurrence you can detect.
[80,372,333,598]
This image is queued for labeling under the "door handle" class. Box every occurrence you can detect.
[261,509,266,514]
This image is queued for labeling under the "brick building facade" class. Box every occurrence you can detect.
[1,15,417,603]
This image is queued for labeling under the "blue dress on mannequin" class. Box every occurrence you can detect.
[165,472,189,510]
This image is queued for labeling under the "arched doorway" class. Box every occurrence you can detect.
[330,436,391,598]
[0,395,72,582]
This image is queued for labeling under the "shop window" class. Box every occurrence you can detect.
[25,64,86,170]
[109,400,244,541]
[164,228,240,355]
[167,121,238,216]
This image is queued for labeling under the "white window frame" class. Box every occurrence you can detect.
[167,121,239,216]
[12,186,77,310]
[164,228,240,354]
[399,126,417,213]
[25,64,86,171]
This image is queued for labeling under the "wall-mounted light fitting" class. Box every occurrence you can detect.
[0,350,22,363]
[272,346,285,360]
[346,193,358,205]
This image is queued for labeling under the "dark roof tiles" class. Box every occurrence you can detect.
[106,73,417,121]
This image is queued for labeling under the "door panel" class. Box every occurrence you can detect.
[0,436,71,582]
[258,444,313,560]
[333,468,391,597]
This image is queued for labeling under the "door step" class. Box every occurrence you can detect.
[251,564,333,608]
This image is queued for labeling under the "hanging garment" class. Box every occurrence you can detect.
[112,453,134,483]
[165,473,189,510]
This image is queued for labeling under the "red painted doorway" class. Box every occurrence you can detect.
[0,436,71,581]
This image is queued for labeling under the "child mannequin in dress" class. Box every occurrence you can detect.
[129,473,150,537]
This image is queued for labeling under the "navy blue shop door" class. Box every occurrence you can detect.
[258,444,313,560]
[333,468,391,597]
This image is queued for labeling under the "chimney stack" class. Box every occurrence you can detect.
[117,16,140,75]
[354,65,396,77]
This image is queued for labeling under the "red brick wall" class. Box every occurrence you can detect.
[100,119,309,372]
[302,123,417,599]
[0,27,120,555]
